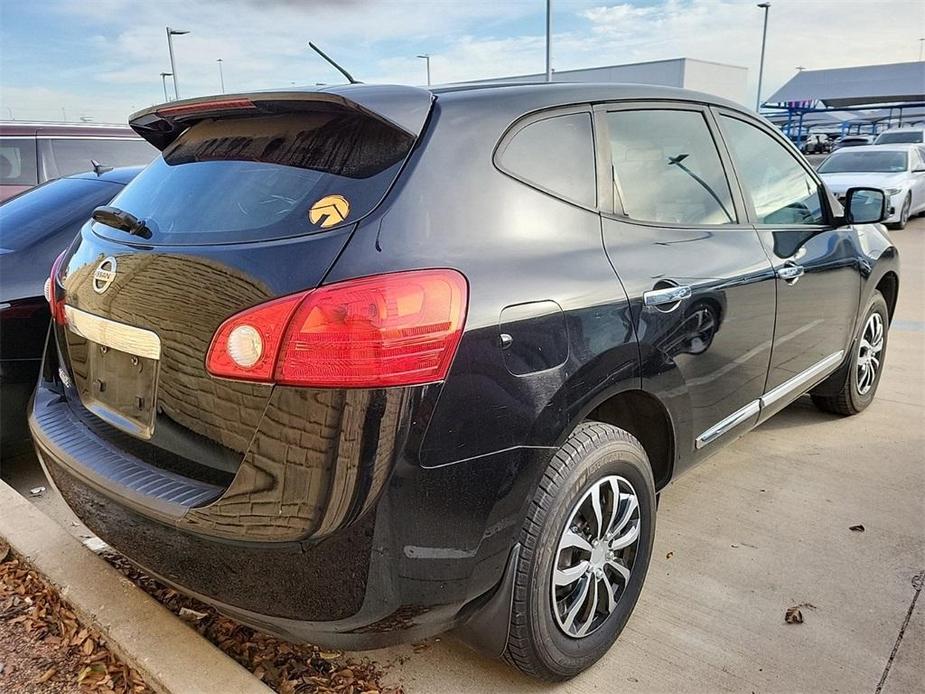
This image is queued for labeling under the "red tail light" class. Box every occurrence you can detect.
[206,269,468,388]
[44,251,68,325]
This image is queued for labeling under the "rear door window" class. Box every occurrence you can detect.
[0,138,38,186]
[606,109,736,225]
[97,112,414,245]
[497,111,597,208]
[45,138,157,178]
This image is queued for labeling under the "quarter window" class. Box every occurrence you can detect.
[720,116,825,225]
[606,109,735,225]
[498,112,596,208]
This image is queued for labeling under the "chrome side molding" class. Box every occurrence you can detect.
[696,350,845,449]
[64,306,161,360]
[760,350,844,409]
[695,400,760,449]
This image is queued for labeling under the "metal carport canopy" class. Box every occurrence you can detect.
[766,61,925,108]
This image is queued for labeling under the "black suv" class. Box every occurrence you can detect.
[29,84,898,680]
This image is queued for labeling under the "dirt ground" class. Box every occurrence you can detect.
[0,541,150,694]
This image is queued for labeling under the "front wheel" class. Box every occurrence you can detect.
[504,422,656,680]
[812,291,889,416]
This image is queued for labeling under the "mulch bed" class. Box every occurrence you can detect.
[0,541,149,693]
[101,552,401,694]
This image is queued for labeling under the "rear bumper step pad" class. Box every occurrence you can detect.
[29,385,222,519]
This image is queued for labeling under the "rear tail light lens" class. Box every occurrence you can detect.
[46,251,67,325]
[206,269,468,388]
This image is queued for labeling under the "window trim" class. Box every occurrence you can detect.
[593,100,749,230]
[711,107,835,230]
[493,104,601,212]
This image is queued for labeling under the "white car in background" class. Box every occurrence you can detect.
[874,127,925,145]
[818,144,925,229]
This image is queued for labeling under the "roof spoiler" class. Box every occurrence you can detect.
[129,84,434,150]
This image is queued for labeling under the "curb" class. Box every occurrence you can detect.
[0,480,272,694]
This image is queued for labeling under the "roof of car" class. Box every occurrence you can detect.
[0,121,138,138]
[66,165,145,184]
[828,144,921,154]
[878,127,925,133]
[428,80,748,112]
[130,82,759,151]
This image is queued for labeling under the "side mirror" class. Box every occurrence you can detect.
[844,187,888,225]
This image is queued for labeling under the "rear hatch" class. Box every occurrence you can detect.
[51,87,432,489]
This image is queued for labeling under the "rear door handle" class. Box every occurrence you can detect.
[776,264,805,284]
[643,284,692,309]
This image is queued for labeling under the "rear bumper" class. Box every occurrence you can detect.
[29,371,550,648]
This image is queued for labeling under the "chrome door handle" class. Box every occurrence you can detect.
[643,284,692,308]
[777,264,805,284]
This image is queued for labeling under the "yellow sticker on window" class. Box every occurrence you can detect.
[309,194,350,228]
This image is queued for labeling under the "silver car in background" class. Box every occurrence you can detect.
[818,144,925,229]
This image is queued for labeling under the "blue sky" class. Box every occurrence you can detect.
[1,0,923,123]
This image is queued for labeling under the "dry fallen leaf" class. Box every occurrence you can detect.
[784,607,804,624]
[178,607,208,622]
[849,524,865,532]
[666,552,674,559]
[34,666,57,684]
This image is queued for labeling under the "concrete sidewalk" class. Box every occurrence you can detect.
[370,222,925,692]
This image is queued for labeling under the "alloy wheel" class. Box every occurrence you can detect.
[551,475,640,638]
[856,312,884,395]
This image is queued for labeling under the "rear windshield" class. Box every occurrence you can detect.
[0,138,38,186]
[97,112,414,245]
[875,131,923,145]
[819,151,908,174]
[0,177,122,250]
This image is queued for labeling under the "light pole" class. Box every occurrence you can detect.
[217,58,225,93]
[545,0,552,82]
[166,27,189,100]
[755,2,771,112]
[416,54,431,86]
[160,72,173,102]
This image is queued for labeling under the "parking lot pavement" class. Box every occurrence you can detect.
[372,218,925,692]
[3,222,922,693]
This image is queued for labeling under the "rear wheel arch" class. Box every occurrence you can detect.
[583,389,675,491]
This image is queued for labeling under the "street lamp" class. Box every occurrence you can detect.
[755,2,771,112]
[217,58,225,93]
[160,72,173,102]
[166,27,189,100]
[545,0,553,82]
[416,54,431,86]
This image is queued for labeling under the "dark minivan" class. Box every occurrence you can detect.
[1,167,141,453]
[30,84,898,679]
[0,122,155,202]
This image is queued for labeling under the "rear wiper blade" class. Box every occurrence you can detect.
[91,205,152,239]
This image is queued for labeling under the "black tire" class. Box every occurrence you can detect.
[887,194,911,230]
[812,291,889,416]
[504,422,656,680]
